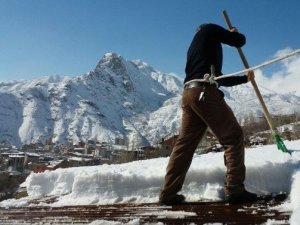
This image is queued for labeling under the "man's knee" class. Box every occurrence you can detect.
[235,127,244,145]
[219,125,244,146]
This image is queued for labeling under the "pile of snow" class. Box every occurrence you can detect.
[1,140,300,223]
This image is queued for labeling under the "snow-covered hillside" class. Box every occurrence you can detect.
[1,140,300,224]
[223,85,300,121]
[0,53,182,147]
[1,52,300,147]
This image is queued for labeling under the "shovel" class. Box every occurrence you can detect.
[222,10,288,153]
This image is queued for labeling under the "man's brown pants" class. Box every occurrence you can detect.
[160,86,246,201]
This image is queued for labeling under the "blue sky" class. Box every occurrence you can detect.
[0,0,299,81]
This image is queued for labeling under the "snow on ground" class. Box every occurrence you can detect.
[1,140,300,224]
[88,219,164,225]
[87,210,197,225]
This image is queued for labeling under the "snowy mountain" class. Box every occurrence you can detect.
[1,52,300,147]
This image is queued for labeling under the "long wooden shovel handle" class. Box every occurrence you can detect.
[222,10,276,132]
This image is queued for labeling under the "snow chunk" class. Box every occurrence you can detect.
[137,210,196,219]
[89,219,141,225]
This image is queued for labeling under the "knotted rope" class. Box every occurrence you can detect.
[215,48,300,81]
[184,49,300,85]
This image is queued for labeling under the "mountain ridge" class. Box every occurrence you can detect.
[0,52,300,147]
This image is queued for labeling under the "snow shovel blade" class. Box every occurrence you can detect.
[272,132,289,153]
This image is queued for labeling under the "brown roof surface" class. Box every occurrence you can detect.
[0,199,291,225]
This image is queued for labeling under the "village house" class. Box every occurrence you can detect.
[94,142,113,160]
[73,147,86,154]
[33,160,71,173]
[159,134,178,157]
[158,130,220,156]
[140,146,158,159]
[109,149,138,164]
[0,158,5,171]
[1,152,25,172]
[85,140,96,155]
[68,156,98,167]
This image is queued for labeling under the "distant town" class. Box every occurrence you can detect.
[1,113,300,201]
[0,135,180,201]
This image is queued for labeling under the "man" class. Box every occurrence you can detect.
[159,23,257,205]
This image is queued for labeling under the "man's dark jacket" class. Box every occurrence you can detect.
[184,23,248,86]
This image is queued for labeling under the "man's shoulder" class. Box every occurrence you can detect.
[196,23,225,38]
[200,23,224,31]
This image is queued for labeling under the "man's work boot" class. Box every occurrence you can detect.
[159,194,185,206]
[225,190,258,204]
